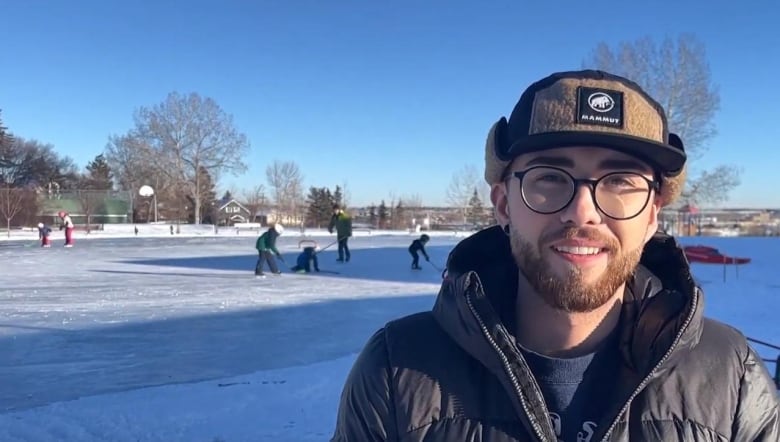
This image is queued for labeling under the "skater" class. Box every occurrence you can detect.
[58,211,74,247]
[291,246,320,273]
[37,222,52,247]
[255,223,284,276]
[408,234,430,270]
[328,204,352,262]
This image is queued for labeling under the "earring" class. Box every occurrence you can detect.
[503,224,510,236]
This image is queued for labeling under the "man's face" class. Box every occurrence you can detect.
[492,146,661,312]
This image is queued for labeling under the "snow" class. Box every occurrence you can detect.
[0,227,778,441]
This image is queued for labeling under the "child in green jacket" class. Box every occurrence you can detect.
[255,223,284,276]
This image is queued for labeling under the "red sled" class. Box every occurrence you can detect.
[683,245,751,265]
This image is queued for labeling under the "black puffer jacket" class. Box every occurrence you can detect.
[332,226,779,441]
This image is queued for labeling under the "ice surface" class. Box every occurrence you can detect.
[0,229,777,441]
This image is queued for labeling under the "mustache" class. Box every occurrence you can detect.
[539,227,618,249]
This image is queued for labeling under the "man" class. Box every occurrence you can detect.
[329,204,353,262]
[331,70,779,441]
[254,223,284,276]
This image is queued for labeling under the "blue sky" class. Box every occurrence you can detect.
[2,0,779,207]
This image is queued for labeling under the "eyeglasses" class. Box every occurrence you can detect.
[511,166,659,220]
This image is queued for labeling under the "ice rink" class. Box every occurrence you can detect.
[0,231,777,441]
[0,233,455,412]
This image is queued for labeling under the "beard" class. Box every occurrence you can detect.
[509,224,643,313]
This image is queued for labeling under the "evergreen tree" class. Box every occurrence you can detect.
[0,111,8,141]
[305,187,320,227]
[84,154,113,190]
[368,204,377,228]
[0,110,14,169]
[325,188,334,210]
[378,200,388,229]
[466,187,485,226]
[332,185,343,208]
[305,186,333,227]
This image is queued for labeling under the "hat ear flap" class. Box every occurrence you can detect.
[665,132,686,177]
[484,118,515,184]
[491,117,513,162]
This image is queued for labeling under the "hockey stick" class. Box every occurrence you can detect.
[317,239,340,253]
[748,337,780,351]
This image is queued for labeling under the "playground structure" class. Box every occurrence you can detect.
[683,245,751,265]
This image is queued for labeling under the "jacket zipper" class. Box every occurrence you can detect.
[464,284,550,442]
[597,287,700,441]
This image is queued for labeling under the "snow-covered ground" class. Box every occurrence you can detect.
[0,222,469,241]
[0,229,777,441]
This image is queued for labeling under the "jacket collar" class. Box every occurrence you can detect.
[433,225,702,384]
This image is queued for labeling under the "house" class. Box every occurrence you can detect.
[39,190,131,225]
[218,199,251,226]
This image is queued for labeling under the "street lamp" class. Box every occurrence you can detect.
[139,185,158,223]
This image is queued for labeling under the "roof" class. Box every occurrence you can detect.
[218,198,250,213]
[39,197,130,216]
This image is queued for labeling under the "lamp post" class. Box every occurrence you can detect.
[139,185,157,223]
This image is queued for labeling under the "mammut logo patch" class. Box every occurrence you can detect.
[587,92,614,112]
[577,87,623,128]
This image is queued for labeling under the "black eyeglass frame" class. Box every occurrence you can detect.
[510,166,661,220]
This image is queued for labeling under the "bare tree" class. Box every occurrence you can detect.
[265,160,304,223]
[340,180,352,209]
[446,164,488,223]
[111,92,250,224]
[402,193,423,209]
[401,193,423,226]
[386,191,397,224]
[1,138,79,189]
[265,161,286,216]
[75,189,106,233]
[105,134,167,222]
[242,184,268,223]
[105,134,160,192]
[681,165,741,206]
[0,187,25,237]
[289,179,306,229]
[584,34,738,205]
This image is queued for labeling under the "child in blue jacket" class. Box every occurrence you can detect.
[38,222,52,247]
[291,246,320,273]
